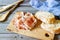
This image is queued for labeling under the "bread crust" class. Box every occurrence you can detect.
[35,11,55,24]
[41,20,60,34]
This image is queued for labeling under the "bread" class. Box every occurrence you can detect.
[7,12,54,40]
[35,11,55,24]
[54,20,60,34]
[41,23,55,34]
[41,20,60,34]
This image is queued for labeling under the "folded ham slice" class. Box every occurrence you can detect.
[12,12,37,30]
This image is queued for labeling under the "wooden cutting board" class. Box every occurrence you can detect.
[7,12,54,40]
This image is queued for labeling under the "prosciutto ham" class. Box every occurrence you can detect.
[12,12,37,30]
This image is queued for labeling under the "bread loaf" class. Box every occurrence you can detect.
[35,11,55,24]
[41,20,60,34]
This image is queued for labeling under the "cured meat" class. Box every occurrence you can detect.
[12,12,37,30]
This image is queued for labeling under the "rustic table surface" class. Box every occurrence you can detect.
[0,0,60,40]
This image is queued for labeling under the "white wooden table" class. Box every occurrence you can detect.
[0,0,60,40]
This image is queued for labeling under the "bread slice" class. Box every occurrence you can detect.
[41,20,60,34]
[35,11,55,24]
[7,12,54,40]
[41,23,55,34]
[54,20,60,34]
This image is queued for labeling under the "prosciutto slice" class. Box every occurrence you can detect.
[12,12,37,30]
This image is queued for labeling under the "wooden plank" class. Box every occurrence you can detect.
[0,38,17,40]
[0,31,38,40]
[0,34,38,40]
[0,24,15,33]
[0,30,38,40]
[17,37,37,40]
[0,34,17,40]
[0,37,37,40]
[18,34,38,40]
[0,32,38,40]
[0,34,18,38]
[0,0,30,6]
